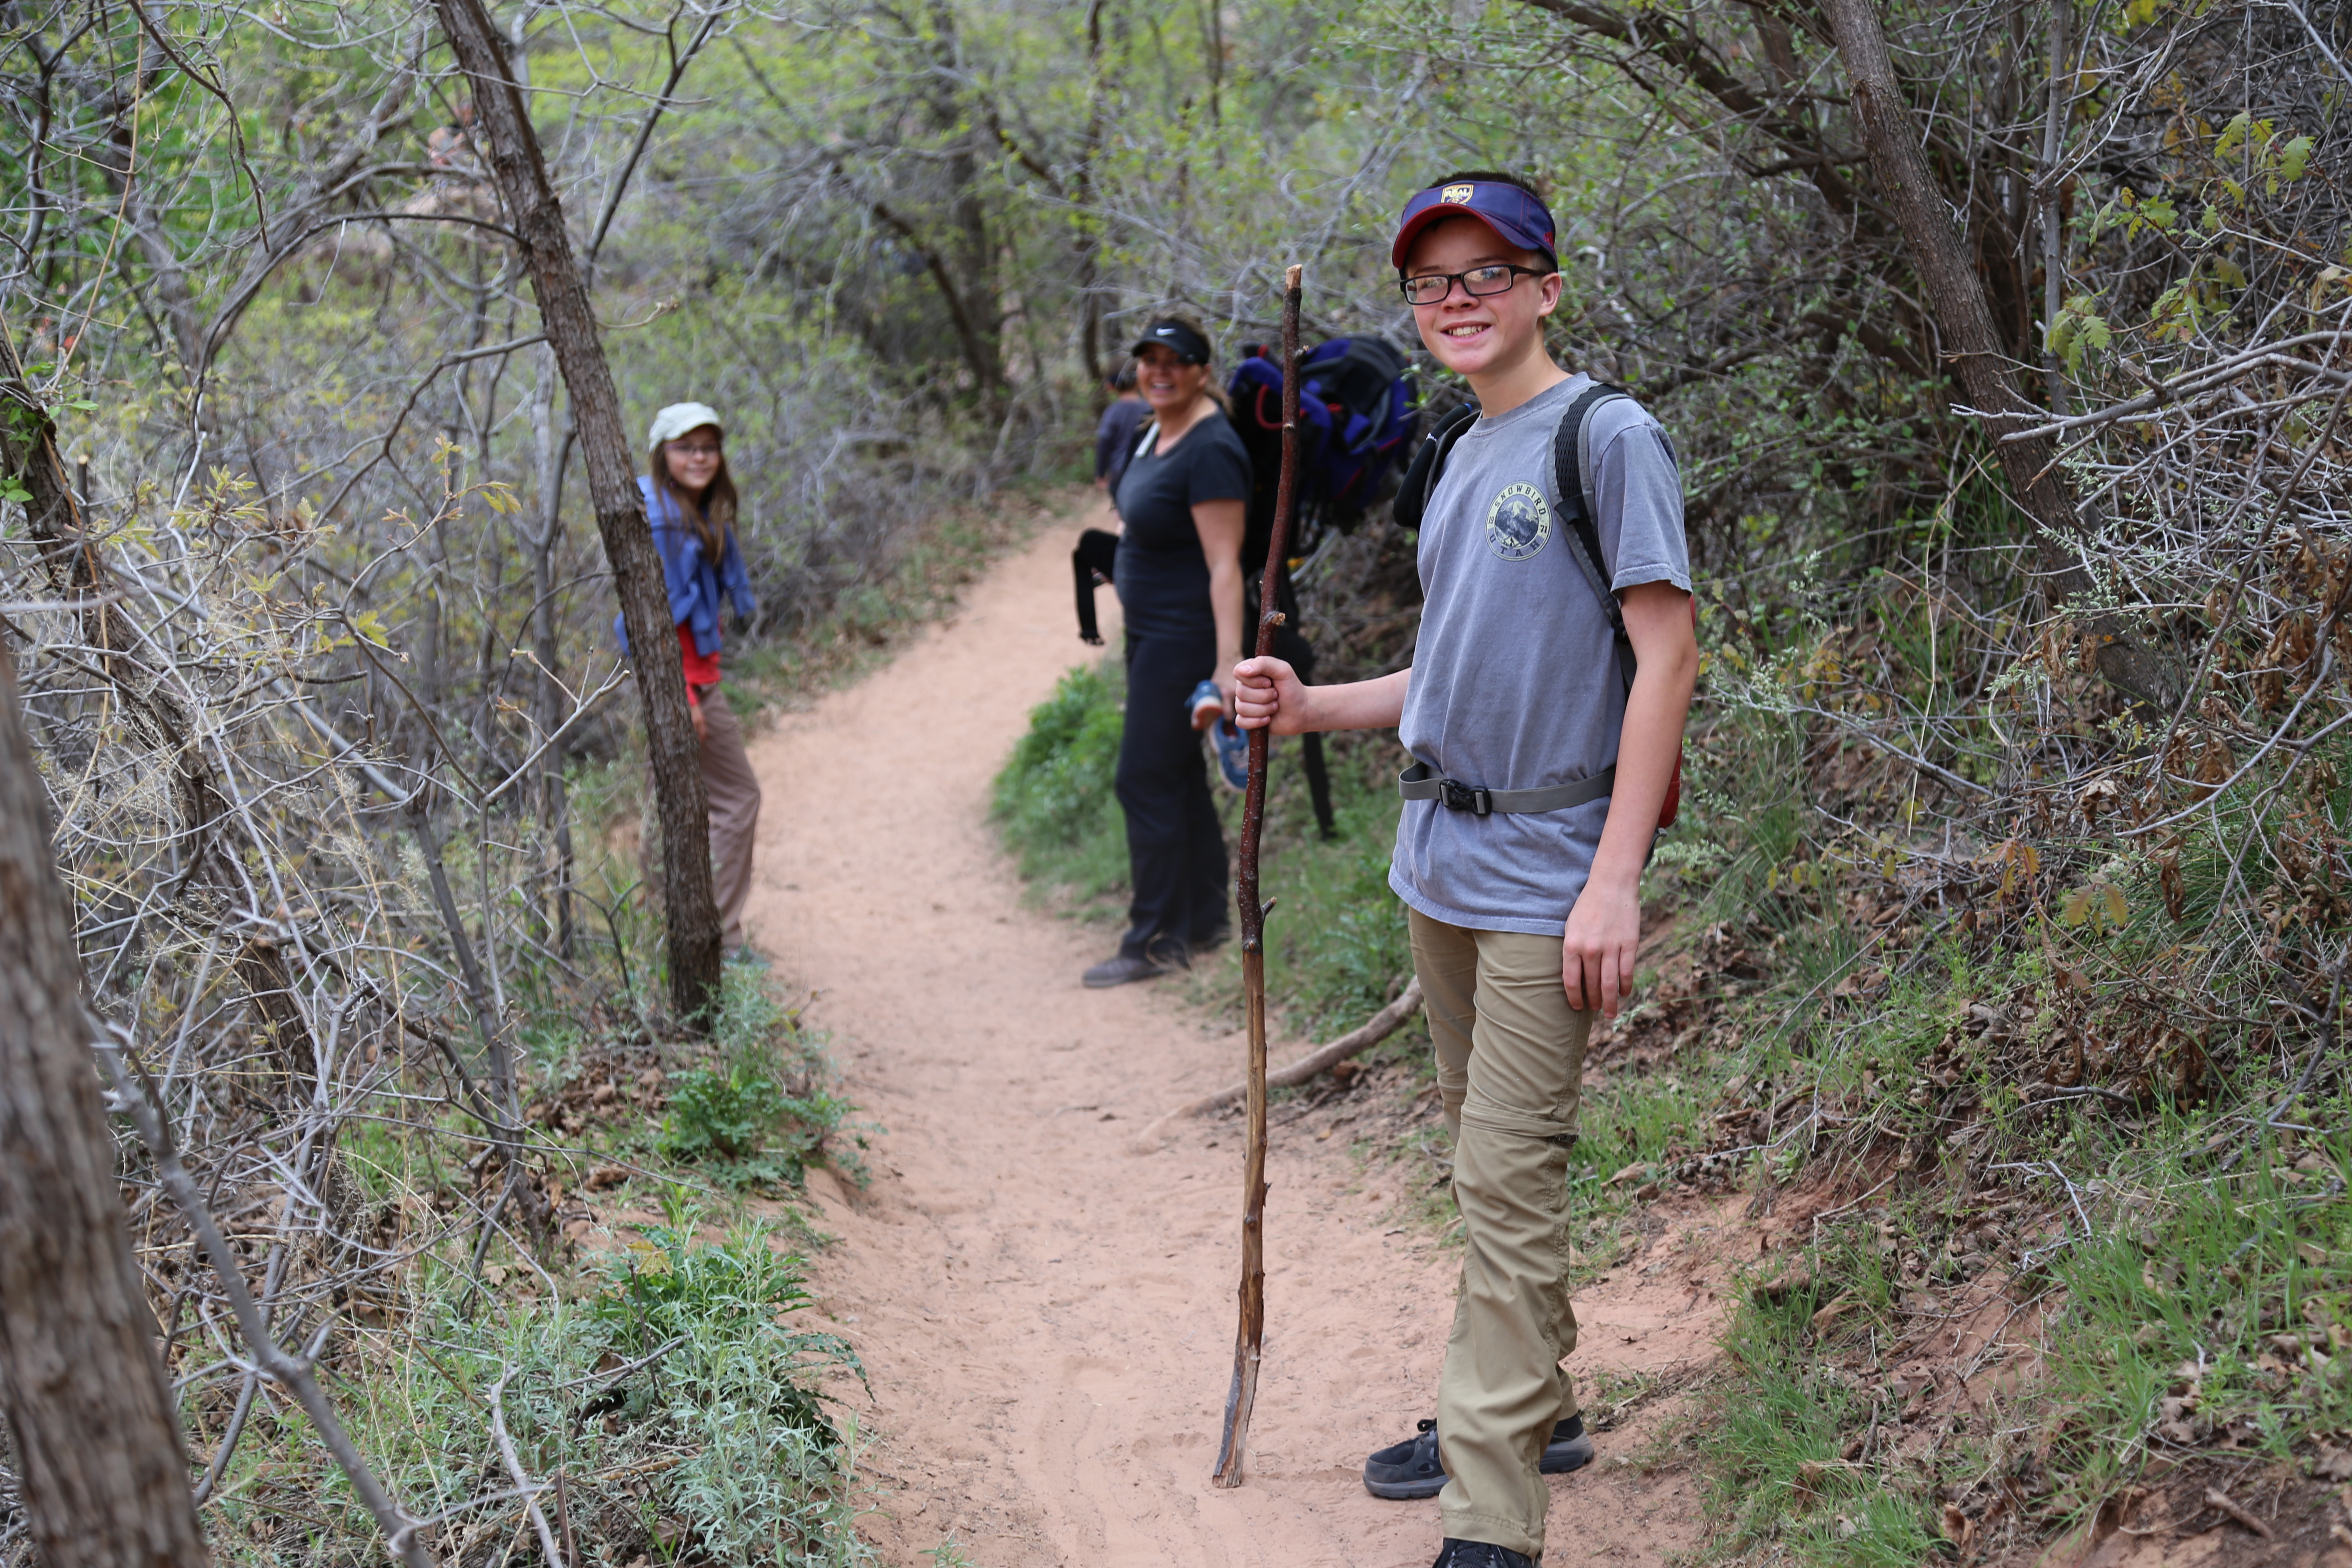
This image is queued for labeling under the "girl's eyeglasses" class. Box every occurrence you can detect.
[669,443,722,457]
[1397,264,1551,307]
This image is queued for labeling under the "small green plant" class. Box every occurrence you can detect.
[658,967,867,1187]
[663,1063,788,1162]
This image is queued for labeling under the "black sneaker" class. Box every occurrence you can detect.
[1433,1543,1534,1568]
[1364,1415,1594,1500]
[1083,952,1169,989]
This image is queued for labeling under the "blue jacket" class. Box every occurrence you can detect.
[613,473,755,657]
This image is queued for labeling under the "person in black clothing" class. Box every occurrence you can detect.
[1083,316,1252,989]
[1093,360,1148,510]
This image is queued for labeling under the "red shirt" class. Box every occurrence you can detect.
[678,623,720,692]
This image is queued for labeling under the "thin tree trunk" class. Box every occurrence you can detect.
[527,348,577,958]
[2040,0,2070,416]
[1076,0,1109,401]
[1820,0,2176,710]
[433,0,722,1023]
[0,661,211,1568]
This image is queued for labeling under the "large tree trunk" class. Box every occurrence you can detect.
[1820,0,2177,710]
[0,662,211,1568]
[432,0,723,1022]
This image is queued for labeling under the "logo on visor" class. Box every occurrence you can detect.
[1486,483,1551,561]
[1440,184,1475,204]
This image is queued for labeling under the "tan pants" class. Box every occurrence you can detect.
[696,687,761,951]
[1409,906,1593,1562]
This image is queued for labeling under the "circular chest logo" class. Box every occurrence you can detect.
[1485,483,1551,561]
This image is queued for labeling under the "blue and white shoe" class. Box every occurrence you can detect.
[1210,714,1250,792]
[1183,679,1251,792]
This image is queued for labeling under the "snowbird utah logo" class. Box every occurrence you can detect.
[1440,183,1475,204]
[1486,482,1551,561]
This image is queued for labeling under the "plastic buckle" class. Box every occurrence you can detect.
[1439,779,1492,816]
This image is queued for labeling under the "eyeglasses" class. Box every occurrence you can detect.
[669,443,722,457]
[1397,263,1552,307]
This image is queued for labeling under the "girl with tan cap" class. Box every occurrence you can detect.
[615,401,763,960]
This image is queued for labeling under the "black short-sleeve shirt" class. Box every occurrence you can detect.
[1112,408,1253,638]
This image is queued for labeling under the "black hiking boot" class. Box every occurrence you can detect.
[1082,952,1168,988]
[1082,939,1188,989]
[1432,1542,1534,1568]
[1364,1415,1595,1500]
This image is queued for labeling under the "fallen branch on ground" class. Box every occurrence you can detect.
[2202,1487,2274,1539]
[1133,976,1424,1148]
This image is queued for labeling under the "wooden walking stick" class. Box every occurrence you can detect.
[1213,262,1303,1488]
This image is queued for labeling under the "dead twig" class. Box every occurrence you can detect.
[2202,1486,2275,1539]
[488,1363,567,1568]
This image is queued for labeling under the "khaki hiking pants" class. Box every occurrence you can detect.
[1409,906,1593,1562]
[696,687,761,952]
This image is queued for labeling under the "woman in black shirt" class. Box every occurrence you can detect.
[1084,316,1253,988]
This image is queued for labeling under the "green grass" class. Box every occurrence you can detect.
[1694,1283,1942,1565]
[989,656,1130,902]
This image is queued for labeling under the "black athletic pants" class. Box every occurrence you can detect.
[1115,629,1230,962]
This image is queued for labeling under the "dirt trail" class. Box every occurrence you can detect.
[740,508,1727,1567]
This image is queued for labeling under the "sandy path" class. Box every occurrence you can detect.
[740,507,1723,1568]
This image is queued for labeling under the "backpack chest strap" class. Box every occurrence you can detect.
[1398,760,1617,816]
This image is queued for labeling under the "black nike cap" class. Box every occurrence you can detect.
[1130,318,1212,365]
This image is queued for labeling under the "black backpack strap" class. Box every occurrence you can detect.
[1552,382,1636,697]
[1392,400,1479,532]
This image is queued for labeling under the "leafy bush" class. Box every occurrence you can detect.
[662,1064,789,1161]
[990,659,1129,898]
[204,1227,866,1568]
[659,967,866,1187]
[591,1226,863,1562]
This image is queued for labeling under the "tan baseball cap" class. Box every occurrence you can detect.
[648,402,723,447]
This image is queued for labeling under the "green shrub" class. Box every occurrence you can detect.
[660,967,867,1187]
[663,1064,788,1161]
[205,1228,866,1568]
[990,659,1129,898]
[591,1226,863,1562]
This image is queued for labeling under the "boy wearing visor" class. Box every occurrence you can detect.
[1234,172,1697,1568]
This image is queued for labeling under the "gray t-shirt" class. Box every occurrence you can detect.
[1390,373,1691,936]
